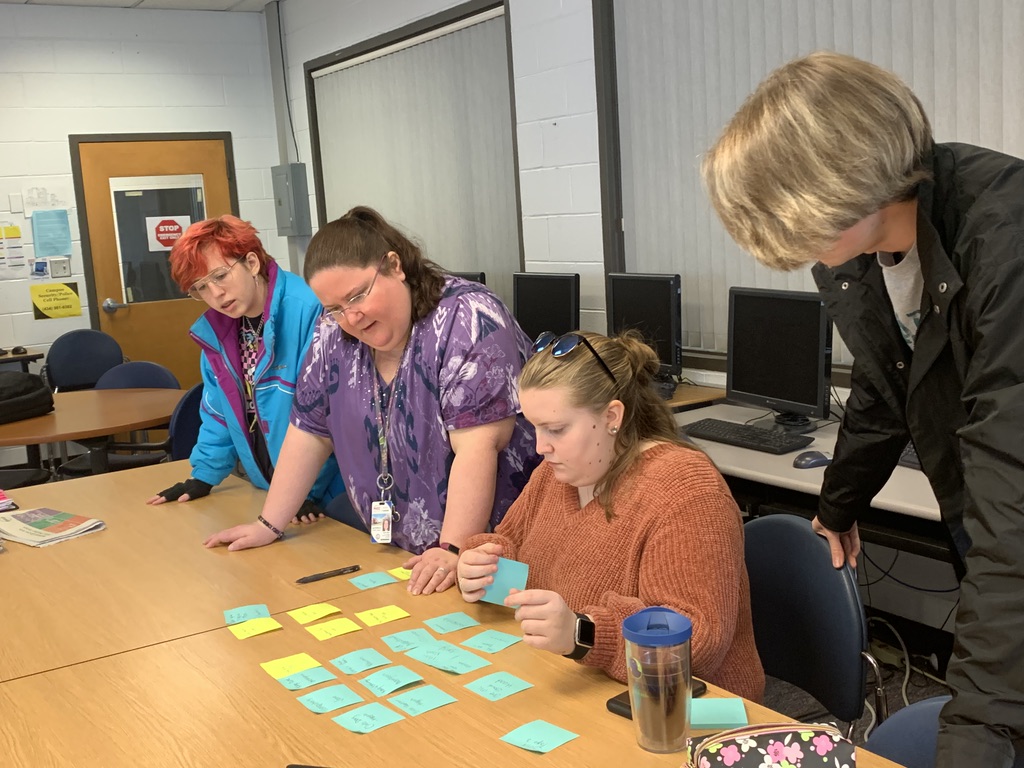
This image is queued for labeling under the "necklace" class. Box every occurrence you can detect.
[240,314,265,431]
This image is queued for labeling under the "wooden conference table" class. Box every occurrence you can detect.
[0,462,900,767]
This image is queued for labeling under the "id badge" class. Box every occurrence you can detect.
[370,500,394,544]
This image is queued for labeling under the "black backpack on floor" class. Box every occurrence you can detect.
[0,371,55,425]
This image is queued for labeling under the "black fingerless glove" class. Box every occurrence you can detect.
[296,499,327,519]
[157,478,213,502]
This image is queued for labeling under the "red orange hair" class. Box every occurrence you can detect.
[169,215,274,292]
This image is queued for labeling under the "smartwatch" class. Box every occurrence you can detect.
[440,541,460,555]
[564,612,596,660]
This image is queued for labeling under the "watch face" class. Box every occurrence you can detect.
[577,616,596,647]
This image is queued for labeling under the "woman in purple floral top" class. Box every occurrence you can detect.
[204,206,540,596]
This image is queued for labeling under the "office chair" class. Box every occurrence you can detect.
[41,329,124,392]
[57,363,182,478]
[450,271,486,285]
[0,467,50,490]
[744,513,886,738]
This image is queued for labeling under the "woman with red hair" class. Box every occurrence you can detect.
[147,215,343,513]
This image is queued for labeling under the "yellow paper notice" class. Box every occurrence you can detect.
[228,616,282,640]
[387,567,413,581]
[287,603,341,625]
[30,282,82,319]
[260,652,320,680]
[355,605,410,627]
[306,617,362,641]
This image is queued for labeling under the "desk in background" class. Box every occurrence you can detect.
[677,403,949,561]
[665,384,724,411]
[0,346,44,373]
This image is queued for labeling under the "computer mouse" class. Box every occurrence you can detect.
[11,345,26,355]
[0,348,7,355]
[793,450,832,469]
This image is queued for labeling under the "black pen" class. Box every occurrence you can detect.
[295,564,361,584]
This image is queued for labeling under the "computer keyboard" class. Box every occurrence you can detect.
[682,418,814,455]
[898,441,922,470]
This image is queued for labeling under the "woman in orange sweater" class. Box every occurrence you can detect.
[456,331,765,701]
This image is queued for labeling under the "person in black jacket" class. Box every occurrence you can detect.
[702,50,1024,767]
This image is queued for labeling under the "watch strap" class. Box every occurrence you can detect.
[564,612,595,661]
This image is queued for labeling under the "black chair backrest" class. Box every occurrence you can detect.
[744,514,868,723]
[45,330,123,392]
[168,383,203,461]
[96,361,180,390]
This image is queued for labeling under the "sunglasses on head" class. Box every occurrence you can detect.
[532,331,617,384]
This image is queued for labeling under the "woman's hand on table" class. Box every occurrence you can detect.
[291,499,326,525]
[403,547,459,595]
[504,588,576,656]
[455,542,502,603]
[203,521,278,551]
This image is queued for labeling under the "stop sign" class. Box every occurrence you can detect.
[155,219,183,248]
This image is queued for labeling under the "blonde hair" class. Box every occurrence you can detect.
[702,51,933,270]
[520,331,692,519]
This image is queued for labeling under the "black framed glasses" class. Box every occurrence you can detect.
[322,252,389,325]
[532,331,617,384]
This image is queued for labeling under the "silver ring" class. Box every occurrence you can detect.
[437,566,447,574]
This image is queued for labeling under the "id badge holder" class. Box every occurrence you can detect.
[370,500,394,544]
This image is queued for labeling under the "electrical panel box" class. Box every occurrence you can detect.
[271,162,312,237]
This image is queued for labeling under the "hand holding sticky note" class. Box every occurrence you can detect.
[482,557,529,605]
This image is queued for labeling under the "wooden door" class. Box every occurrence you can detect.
[71,134,239,389]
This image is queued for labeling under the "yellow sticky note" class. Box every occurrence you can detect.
[260,652,320,680]
[355,605,411,627]
[228,616,283,640]
[287,603,341,625]
[387,567,413,581]
[306,617,363,641]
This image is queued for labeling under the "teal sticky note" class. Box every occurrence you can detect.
[297,684,364,714]
[690,697,749,730]
[348,572,399,590]
[278,666,337,691]
[357,665,424,697]
[405,641,491,675]
[423,611,480,634]
[333,702,404,733]
[387,684,457,716]
[501,720,579,753]
[460,629,522,654]
[482,557,529,605]
[223,604,270,625]
[465,671,533,701]
[381,628,436,652]
[330,648,391,675]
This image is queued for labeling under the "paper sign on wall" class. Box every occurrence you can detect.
[145,215,191,252]
[30,282,82,319]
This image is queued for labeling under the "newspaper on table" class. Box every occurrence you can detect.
[0,507,105,547]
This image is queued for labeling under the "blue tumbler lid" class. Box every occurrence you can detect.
[621,607,692,646]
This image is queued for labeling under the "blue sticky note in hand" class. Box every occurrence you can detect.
[223,604,270,625]
[381,628,436,652]
[482,557,529,605]
[423,611,480,634]
[297,684,364,714]
[465,671,533,701]
[501,720,579,753]
[387,684,457,716]
[330,648,391,675]
[349,572,399,590]
[357,665,424,697]
[333,702,404,733]
[690,697,749,730]
[460,629,522,654]
[278,666,337,691]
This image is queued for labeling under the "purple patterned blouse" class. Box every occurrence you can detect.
[291,277,541,554]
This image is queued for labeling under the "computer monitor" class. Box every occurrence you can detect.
[606,272,682,377]
[451,271,486,285]
[727,287,833,430]
[512,272,580,343]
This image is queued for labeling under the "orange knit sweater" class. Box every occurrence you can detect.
[465,443,765,702]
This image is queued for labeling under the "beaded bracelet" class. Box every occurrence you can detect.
[257,514,285,540]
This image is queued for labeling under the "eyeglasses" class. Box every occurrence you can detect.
[532,331,617,385]
[187,254,248,300]
[322,252,389,325]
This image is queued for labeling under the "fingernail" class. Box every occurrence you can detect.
[412,589,420,596]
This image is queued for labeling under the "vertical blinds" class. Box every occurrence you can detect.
[312,13,519,304]
[614,0,1024,364]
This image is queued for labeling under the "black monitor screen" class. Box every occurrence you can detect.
[512,272,580,343]
[727,287,832,420]
[606,273,682,375]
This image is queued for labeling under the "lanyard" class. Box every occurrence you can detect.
[372,367,398,503]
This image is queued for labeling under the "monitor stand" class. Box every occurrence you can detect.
[750,410,820,435]
[652,372,676,400]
